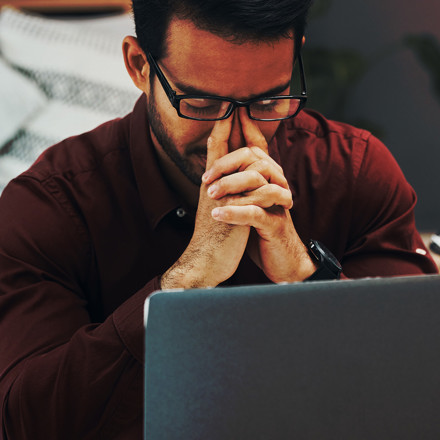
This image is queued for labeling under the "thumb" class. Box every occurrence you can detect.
[206,105,232,169]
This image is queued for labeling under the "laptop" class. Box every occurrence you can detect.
[144,275,440,440]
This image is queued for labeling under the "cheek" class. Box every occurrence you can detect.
[150,83,215,150]
[174,120,216,148]
[161,113,215,153]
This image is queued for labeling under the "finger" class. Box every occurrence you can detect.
[248,146,284,174]
[207,170,268,198]
[212,205,287,228]
[241,185,293,210]
[239,107,268,154]
[212,205,265,226]
[204,148,288,189]
[244,159,289,190]
[215,184,293,210]
[206,104,232,170]
[203,147,260,184]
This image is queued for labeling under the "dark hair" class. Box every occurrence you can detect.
[131,0,313,60]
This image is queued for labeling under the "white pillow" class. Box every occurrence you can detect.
[0,155,30,190]
[0,7,140,192]
[0,57,47,147]
[0,6,138,93]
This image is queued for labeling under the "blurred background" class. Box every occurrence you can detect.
[0,0,439,232]
[304,0,440,232]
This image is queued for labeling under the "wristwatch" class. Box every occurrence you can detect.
[305,239,342,281]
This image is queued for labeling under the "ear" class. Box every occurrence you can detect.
[122,36,150,92]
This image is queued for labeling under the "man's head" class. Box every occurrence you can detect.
[124,0,312,190]
[131,0,312,61]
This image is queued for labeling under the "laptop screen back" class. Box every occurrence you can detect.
[144,275,440,440]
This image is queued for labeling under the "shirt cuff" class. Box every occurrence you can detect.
[112,276,161,364]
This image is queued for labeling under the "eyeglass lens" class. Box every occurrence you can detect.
[179,97,302,121]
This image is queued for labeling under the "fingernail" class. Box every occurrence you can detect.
[202,172,210,183]
[212,208,221,219]
[207,185,217,197]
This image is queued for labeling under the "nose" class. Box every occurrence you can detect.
[228,107,247,151]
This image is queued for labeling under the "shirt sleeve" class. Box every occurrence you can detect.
[340,133,438,278]
[0,177,158,439]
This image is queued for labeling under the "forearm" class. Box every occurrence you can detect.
[1,278,159,440]
[4,323,138,439]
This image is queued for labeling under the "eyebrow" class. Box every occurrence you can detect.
[170,75,292,101]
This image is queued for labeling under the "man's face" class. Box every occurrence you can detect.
[146,18,295,185]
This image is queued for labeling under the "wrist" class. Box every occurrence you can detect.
[287,244,318,282]
[297,253,319,281]
[160,257,219,290]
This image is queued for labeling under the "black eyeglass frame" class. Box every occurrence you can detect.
[146,52,308,122]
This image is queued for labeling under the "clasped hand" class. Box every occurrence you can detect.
[161,109,315,289]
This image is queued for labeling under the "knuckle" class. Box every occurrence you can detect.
[214,178,225,193]
[243,147,255,161]
[266,183,278,195]
[249,159,269,177]
[250,146,265,157]
[248,169,266,185]
[252,205,264,221]
[274,161,283,172]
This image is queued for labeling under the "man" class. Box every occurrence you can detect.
[0,0,437,438]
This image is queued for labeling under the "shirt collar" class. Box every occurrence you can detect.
[129,94,185,229]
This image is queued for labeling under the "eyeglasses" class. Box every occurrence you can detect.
[146,52,307,122]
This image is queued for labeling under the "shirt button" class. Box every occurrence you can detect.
[176,208,186,218]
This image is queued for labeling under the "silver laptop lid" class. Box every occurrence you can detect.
[144,275,440,440]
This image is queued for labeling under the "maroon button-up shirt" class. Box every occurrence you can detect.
[0,94,436,439]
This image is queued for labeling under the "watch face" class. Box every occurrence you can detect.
[308,240,319,262]
[307,240,342,281]
[309,240,342,273]
[315,241,341,270]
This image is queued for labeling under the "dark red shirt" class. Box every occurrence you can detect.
[0,94,436,439]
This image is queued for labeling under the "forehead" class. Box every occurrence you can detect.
[160,18,295,99]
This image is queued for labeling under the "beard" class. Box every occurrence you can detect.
[147,93,205,187]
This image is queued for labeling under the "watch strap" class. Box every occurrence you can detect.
[305,239,342,281]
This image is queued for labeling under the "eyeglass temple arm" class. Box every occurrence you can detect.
[297,52,307,96]
[146,52,178,104]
